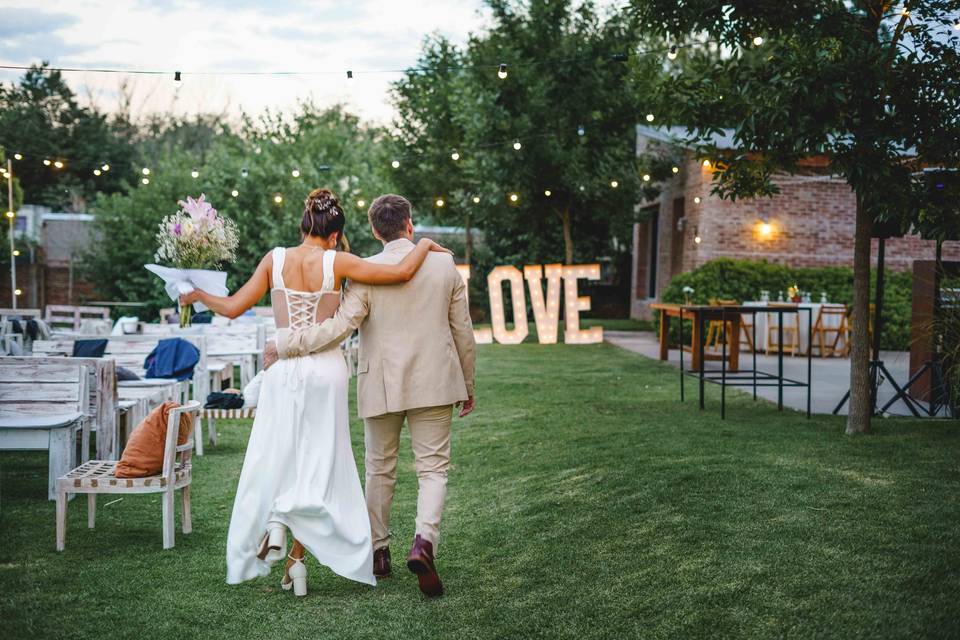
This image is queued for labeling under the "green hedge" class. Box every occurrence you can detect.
[660,258,912,351]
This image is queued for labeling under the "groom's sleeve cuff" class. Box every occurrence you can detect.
[276,328,294,359]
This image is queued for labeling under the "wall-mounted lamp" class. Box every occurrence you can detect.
[756,215,774,239]
[676,216,687,232]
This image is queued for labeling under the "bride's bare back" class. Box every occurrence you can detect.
[270,246,341,330]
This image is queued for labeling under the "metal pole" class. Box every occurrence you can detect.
[870,237,886,412]
[7,159,16,309]
[721,308,727,420]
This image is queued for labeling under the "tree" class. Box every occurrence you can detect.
[629,0,960,434]
[83,103,395,315]
[0,64,137,211]
[392,0,663,267]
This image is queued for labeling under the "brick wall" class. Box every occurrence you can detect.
[631,155,960,319]
[0,263,97,310]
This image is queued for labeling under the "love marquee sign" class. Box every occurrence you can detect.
[456,264,603,345]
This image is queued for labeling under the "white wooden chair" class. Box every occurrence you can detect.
[0,360,89,499]
[56,400,201,551]
[203,407,257,446]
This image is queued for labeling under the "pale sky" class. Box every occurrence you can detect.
[0,0,491,125]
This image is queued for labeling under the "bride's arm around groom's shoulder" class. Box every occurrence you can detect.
[447,263,477,414]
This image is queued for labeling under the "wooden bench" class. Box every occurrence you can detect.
[0,361,89,499]
[142,324,266,388]
[33,335,210,455]
[0,356,119,460]
[56,401,201,550]
[44,305,111,332]
[203,407,256,446]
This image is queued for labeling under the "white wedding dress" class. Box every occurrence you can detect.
[226,247,375,587]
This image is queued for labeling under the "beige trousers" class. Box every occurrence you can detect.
[363,405,452,551]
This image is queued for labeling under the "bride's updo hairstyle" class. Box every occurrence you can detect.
[301,188,346,244]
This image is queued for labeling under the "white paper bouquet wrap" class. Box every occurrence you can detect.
[145,194,239,326]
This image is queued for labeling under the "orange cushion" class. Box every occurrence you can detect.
[115,401,193,478]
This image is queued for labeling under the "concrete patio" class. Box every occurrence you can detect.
[605,331,923,416]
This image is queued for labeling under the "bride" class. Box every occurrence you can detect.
[180,187,448,595]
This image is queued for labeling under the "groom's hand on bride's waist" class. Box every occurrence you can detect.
[263,341,279,370]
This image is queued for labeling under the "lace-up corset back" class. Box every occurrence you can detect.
[269,247,339,331]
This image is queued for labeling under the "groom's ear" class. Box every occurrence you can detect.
[370,223,383,243]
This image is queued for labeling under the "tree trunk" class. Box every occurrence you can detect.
[464,212,473,266]
[560,207,574,265]
[846,194,873,435]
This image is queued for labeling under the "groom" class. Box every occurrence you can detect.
[265,193,476,597]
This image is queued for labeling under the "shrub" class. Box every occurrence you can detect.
[660,258,912,351]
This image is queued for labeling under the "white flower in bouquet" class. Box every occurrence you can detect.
[682,286,695,295]
[155,194,239,269]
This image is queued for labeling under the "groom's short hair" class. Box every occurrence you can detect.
[368,194,411,241]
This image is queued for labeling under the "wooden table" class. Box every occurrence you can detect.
[650,303,741,372]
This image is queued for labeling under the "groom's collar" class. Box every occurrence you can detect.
[383,238,415,254]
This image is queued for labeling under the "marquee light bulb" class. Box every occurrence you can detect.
[231,189,239,197]
[191,169,200,178]
[498,63,508,79]
[391,160,400,168]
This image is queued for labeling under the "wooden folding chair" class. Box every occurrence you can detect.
[810,304,849,357]
[766,303,801,356]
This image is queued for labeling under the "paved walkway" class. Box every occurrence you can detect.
[605,331,920,416]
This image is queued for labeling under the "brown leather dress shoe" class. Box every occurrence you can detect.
[373,547,391,579]
[406,534,443,597]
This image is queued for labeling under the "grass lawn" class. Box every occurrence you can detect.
[2,343,960,639]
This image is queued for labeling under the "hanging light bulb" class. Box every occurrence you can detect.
[53,160,64,169]
[497,63,508,79]
[191,169,200,178]
[274,194,283,204]
[142,167,150,176]
[435,198,445,208]
[752,36,764,46]
[451,151,460,161]
[93,169,102,176]
[472,196,481,204]
[509,193,519,203]
[672,166,680,174]
[141,177,150,185]
[241,168,249,178]
[694,228,702,244]
[12,250,19,257]
[513,140,522,151]
[577,124,585,136]
[391,160,400,169]
[43,159,51,166]
[544,189,552,197]
[231,189,239,197]
[101,163,110,171]
[14,288,21,296]
[694,196,702,204]
[13,153,22,160]
[289,169,299,178]
[955,21,960,30]
[667,44,678,60]
[702,159,712,168]
[645,114,655,123]
[357,199,366,208]
[642,174,651,182]
[610,180,619,188]
[5,210,14,218]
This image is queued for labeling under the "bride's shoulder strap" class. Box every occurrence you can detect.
[321,250,336,293]
[271,247,286,289]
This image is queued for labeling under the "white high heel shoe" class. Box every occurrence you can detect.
[256,523,286,564]
[281,553,308,597]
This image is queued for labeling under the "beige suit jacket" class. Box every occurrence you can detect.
[276,238,476,419]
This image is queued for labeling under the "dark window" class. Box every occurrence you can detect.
[647,212,659,297]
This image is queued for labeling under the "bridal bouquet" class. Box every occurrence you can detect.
[146,194,239,327]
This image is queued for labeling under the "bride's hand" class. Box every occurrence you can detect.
[419,238,453,256]
[179,290,203,306]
